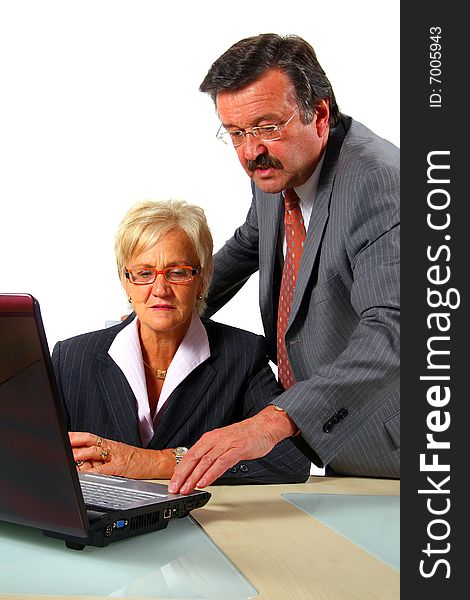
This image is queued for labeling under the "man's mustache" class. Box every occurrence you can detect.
[247,154,283,172]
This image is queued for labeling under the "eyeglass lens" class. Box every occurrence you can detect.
[128,267,196,284]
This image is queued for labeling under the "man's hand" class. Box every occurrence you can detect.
[168,405,296,494]
[70,432,175,479]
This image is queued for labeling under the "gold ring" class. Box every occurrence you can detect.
[76,460,84,467]
[100,449,110,461]
[96,437,103,447]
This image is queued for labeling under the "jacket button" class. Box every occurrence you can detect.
[229,466,238,473]
[239,464,249,473]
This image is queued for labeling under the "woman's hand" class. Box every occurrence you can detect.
[69,432,176,479]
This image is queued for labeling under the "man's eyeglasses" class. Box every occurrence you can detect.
[216,109,298,147]
[125,266,200,285]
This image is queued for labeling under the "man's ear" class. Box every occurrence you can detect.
[315,99,330,138]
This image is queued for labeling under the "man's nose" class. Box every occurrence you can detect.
[242,133,266,161]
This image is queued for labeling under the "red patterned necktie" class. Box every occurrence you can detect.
[277,188,306,389]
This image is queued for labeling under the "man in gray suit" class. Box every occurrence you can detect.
[169,33,399,495]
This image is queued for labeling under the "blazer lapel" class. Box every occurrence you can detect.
[148,359,218,448]
[258,191,284,344]
[95,352,143,447]
[288,118,349,329]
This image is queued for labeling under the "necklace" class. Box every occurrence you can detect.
[142,359,167,380]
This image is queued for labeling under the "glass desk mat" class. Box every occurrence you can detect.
[282,493,399,570]
[0,516,257,599]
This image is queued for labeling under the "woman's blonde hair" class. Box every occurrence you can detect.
[115,199,213,314]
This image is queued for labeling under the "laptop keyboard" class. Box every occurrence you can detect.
[80,479,167,510]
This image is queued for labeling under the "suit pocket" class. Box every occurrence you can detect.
[302,273,356,348]
[384,412,400,448]
[309,273,345,306]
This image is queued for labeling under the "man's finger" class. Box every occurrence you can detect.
[168,449,208,494]
[193,449,241,490]
[169,448,241,494]
[169,412,282,494]
[169,428,248,493]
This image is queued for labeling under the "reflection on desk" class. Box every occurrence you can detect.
[0,516,255,599]
[282,493,399,570]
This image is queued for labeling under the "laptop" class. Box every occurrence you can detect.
[0,293,210,550]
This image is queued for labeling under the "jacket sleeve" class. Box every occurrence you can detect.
[215,333,311,485]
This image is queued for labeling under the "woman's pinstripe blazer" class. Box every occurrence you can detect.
[51,315,310,484]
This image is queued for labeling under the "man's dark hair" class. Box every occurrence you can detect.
[200,33,340,127]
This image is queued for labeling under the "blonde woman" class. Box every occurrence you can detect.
[52,200,310,484]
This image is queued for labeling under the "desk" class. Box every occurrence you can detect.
[1,476,399,600]
[195,476,399,600]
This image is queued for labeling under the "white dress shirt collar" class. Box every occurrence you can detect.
[290,151,325,232]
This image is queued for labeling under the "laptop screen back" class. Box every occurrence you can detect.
[0,294,89,538]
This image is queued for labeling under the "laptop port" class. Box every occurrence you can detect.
[163,508,172,519]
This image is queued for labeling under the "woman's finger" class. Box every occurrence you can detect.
[69,431,105,448]
[73,444,111,463]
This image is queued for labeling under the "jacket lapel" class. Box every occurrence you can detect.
[148,357,218,448]
[95,352,143,447]
[288,117,349,330]
[258,191,284,344]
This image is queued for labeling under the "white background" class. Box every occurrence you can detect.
[0,0,399,349]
